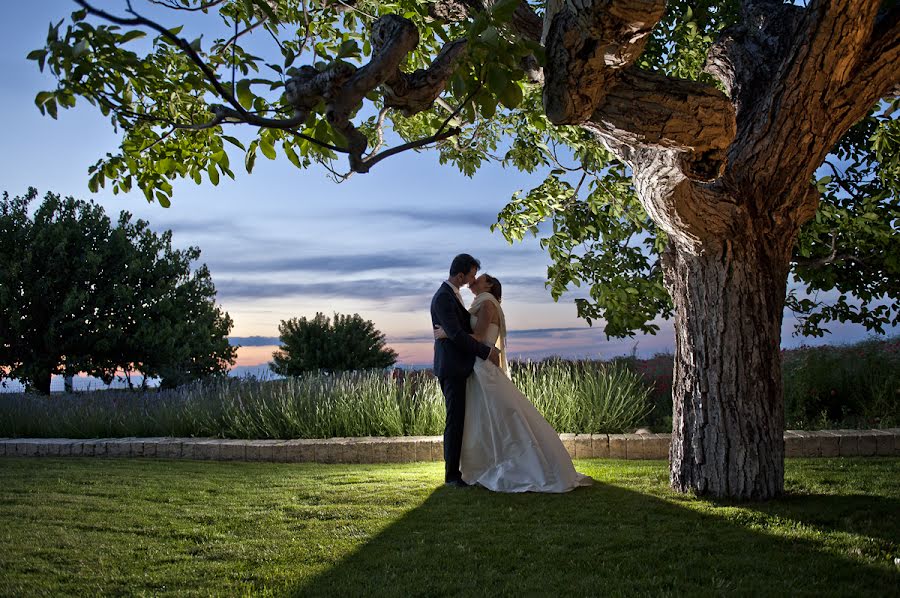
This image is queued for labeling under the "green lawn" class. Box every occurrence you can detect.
[0,458,897,596]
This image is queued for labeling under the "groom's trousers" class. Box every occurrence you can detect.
[440,375,467,483]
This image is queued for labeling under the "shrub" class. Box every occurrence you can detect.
[782,337,900,429]
[270,312,397,375]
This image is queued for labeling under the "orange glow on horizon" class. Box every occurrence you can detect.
[234,345,278,367]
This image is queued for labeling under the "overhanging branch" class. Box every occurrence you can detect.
[543,0,668,124]
[72,4,468,175]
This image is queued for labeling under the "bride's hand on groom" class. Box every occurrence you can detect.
[433,325,448,340]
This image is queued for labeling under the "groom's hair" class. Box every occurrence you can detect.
[484,274,502,303]
[449,253,480,276]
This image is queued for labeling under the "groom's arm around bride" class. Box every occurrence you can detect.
[430,285,499,378]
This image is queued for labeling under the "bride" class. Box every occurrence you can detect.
[435,274,593,493]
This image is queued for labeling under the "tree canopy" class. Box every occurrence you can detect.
[29,0,899,340]
[270,312,398,375]
[0,188,237,392]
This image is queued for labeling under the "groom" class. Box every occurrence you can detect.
[431,253,501,487]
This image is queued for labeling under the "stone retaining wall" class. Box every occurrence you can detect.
[1,429,897,463]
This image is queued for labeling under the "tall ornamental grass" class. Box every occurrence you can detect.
[511,361,652,433]
[0,362,652,439]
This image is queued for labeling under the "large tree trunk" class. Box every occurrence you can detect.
[663,235,791,499]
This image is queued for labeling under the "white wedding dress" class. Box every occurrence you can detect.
[460,307,593,493]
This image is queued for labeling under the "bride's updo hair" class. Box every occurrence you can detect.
[483,274,502,303]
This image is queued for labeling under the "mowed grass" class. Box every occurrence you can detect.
[0,458,897,597]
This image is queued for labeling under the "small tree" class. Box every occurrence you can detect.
[0,188,237,392]
[270,312,398,375]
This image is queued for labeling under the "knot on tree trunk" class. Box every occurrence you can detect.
[626,150,742,251]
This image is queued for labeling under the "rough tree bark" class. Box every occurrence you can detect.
[538,0,899,498]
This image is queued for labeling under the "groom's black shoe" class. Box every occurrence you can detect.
[445,479,470,488]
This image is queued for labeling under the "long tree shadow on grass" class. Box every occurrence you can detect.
[734,493,900,548]
[723,458,900,548]
[293,480,899,597]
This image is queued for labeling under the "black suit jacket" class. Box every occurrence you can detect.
[430,282,492,379]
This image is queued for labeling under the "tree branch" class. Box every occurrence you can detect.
[365,107,390,158]
[587,68,736,180]
[716,0,900,211]
[147,0,226,12]
[283,14,468,172]
[857,2,900,97]
[222,18,269,52]
[359,127,461,172]
[74,0,252,121]
[382,39,469,116]
[429,0,542,43]
[543,0,668,124]
[436,83,481,135]
[77,4,468,174]
[794,251,865,268]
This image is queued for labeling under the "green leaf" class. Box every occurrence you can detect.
[236,79,254,110]
[283,142,302,168]
[479,26,500,48]
[491,0,519,22]
[480,97,497,119]
[498,82,523,109]
[34,91,54,111]
[222,135,246,151]
[72,40,88,58]
[158,158,176,174]
[253,0,278,23]
[119,30,146,44]
[283,48,295,68]
[486,64,508,96]
[208,164,220,185]
[337,40,360,59]
[259,137,276,160]
[155,191,171,208]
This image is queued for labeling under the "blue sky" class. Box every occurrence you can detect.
[1,2,894,387]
